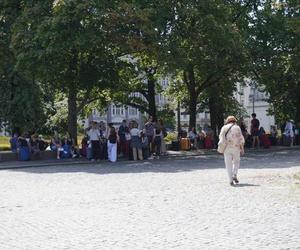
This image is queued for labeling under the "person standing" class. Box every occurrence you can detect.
[251,113,260,148]
[88,121,101,161]
[284,119,295,147]
[99,121,107,159]
[157,119,167,155]
[141,130,149,159]
[118,120,128,156]
[153,125,162,159]
[219,116,245,186]
[107,127,119,162]
[144,116,155,155]
[130,122,143,161]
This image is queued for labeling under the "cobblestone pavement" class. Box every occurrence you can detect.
[0,149,300,250]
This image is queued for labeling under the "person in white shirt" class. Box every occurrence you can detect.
[130,121,143,161]
[88,121,101,161]
[219,116,245,186]
[188,127,198,149]
[284,119,295,146]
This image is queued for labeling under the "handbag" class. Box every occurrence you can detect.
[217,124,235,154]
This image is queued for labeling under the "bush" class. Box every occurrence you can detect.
[164,132,177,143]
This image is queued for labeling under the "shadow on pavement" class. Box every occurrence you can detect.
[234,183,260,187]
[5,148,300,175]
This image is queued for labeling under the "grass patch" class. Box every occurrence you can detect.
[0,136,10,148]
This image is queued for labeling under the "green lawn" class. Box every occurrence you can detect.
[0,136,10,151]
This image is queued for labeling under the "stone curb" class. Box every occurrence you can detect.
[0,146,299,170]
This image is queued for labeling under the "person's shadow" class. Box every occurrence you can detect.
[234,183,260,187]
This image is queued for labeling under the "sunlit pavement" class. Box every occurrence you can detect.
[0,148,299,250]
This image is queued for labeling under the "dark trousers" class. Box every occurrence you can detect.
[91,140,101,159]
[147,135,154,154]
[120,140,127,155]
[154,136,161,156]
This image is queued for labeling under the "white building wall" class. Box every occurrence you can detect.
[84,78,275,134]
[236,81,275,133]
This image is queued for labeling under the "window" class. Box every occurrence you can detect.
[129,107,137,116]
[112,105,125,116]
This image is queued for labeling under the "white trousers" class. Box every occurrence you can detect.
[107,142,117,162]
[224,147,241,182]
[161,137,167,154]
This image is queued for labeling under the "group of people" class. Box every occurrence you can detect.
[219,113,297,186]
[240,113,297,148]
[9,132,50,160]
[186,127,215,150]
[80,116,168,162]
[49,132,80,160]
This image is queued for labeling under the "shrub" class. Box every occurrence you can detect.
[164,132,177,143]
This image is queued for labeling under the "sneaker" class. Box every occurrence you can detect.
[233,176,239,184]
[230,181,235,186]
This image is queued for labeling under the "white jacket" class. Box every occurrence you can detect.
[219,123,245,150]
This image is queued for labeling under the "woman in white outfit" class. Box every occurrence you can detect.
[219,116,245,186]
[107,127,119,162]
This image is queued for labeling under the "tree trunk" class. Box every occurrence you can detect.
[185,66,197,130]
[189,91,197,130]
[147,77,157,120]
[177,100,181,139]
[209,97,217,137]
[296,93,300,125]
[68,85,78,145]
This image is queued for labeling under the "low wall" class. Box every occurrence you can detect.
[0,150,57,162]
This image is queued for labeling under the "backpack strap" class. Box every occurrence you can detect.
[225,124,235,139]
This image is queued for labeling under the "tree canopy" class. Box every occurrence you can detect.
[1,0,299,136]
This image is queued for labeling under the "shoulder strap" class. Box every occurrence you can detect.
[225,124,235,139]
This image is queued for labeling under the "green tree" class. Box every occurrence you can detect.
[247,0,300,125]
[162,1,247,129]
[12,0,123,143]
[0,0,50,133]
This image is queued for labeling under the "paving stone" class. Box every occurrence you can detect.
[0,149,299,250]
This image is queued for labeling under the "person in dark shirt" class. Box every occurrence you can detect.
[118,120,128,157]
[107,127,119,162]
[251,113,260,148]
[9,133,19,152]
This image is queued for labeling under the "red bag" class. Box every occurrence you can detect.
[204,137,214,149]
[260,134,271,148]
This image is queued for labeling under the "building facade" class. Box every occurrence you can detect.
[85,78,275,133]
[235,81,275,133]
